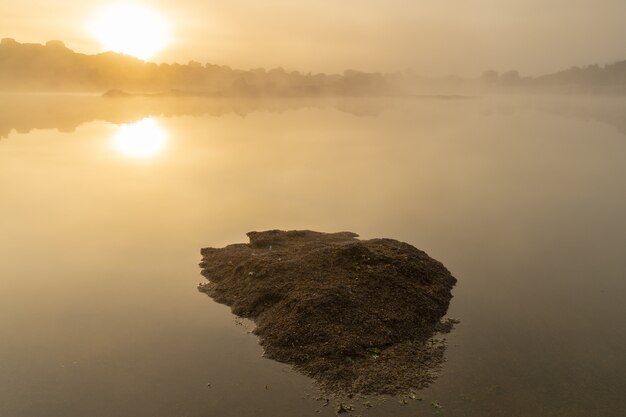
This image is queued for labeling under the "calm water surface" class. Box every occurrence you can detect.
[1,95,625,416]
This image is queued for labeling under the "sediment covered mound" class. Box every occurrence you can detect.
[198,230,457,395]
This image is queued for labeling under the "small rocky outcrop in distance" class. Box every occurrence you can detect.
[102,89,133,98]
[198,230,458,395]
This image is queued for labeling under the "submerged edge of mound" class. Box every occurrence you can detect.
[198,230,457,396]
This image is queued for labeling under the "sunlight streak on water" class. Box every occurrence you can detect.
[112,118,168,159]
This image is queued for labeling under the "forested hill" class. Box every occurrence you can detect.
[479,60,626,94]
[0,38,392,96]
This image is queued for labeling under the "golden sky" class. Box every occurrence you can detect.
[2,0,625,75]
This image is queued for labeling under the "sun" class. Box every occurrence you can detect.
[88,3,171,60]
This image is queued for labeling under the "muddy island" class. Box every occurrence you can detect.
[198,230,457,395]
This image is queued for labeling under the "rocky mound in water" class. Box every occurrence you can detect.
[198,230,457,395]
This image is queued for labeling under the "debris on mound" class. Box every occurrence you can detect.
[198,230,457,395]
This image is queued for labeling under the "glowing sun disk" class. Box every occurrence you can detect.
[88,4,171,60]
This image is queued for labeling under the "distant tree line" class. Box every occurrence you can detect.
[480,62,626,94]
[2,38,626,95]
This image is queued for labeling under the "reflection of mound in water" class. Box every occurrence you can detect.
[198,230,458,395]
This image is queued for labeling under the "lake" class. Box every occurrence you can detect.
[1,94,625,416]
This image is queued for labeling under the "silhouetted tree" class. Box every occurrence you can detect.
[481,70,499,84]
[501,70,521,85]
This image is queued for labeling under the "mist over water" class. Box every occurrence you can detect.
[1,96,625,416]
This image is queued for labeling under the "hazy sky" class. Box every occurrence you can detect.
[1,0,625,76]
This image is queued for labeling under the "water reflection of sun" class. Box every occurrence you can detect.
[112,118,168,158]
